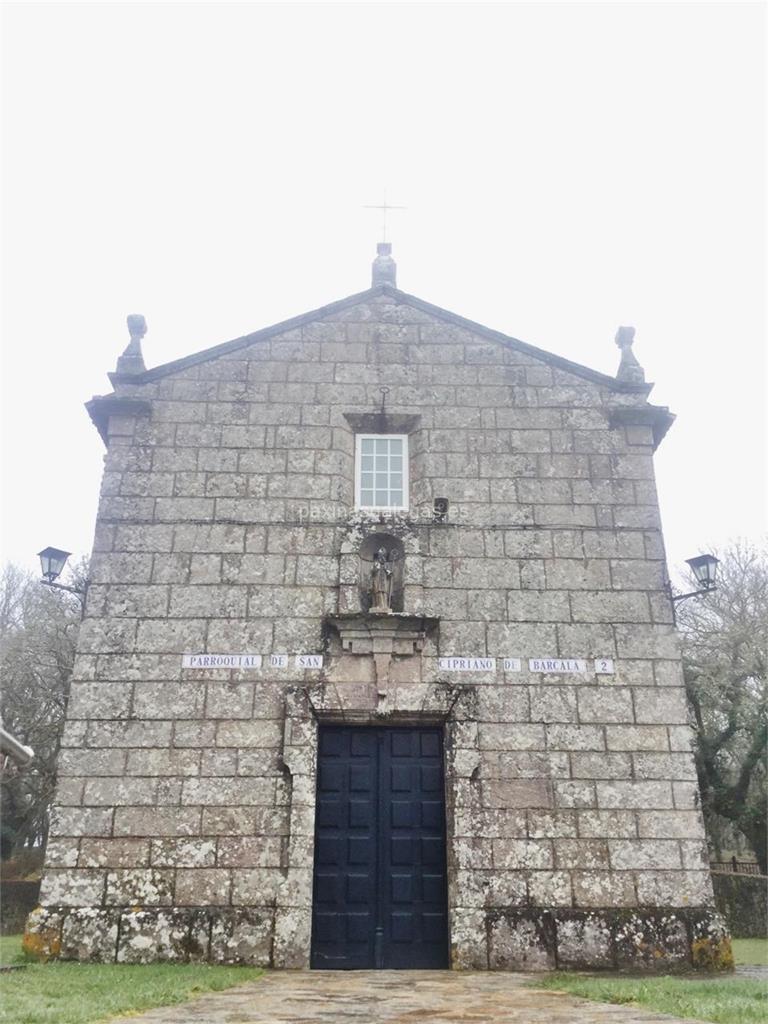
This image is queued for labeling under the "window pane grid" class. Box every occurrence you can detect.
[356,435,408,509]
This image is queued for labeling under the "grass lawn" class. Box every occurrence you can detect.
[0,934,24,964]
[0,934,263,1024]
[732,938,768,965]
[529,938,768,1024]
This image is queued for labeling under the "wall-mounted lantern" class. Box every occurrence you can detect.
[38,546,72,583]
[37,546,87,600]
[684,554,720,593]
[670,553,720,605]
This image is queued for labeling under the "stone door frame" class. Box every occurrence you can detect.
[273,682,479,969]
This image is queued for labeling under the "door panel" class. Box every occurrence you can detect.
[379,729,449,969]
[310,728,378,969]
[311,726,448,970]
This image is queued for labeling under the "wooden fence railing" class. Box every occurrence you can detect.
[710,860,762,876]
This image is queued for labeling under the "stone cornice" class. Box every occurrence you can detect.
[85,396,152,445]
[325,612,439,697]
[608,404,676,450]
[325,612,439,657]
[342,412,422,435]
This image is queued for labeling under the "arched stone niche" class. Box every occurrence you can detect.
[337,520,424,617]
[359,533,405,613]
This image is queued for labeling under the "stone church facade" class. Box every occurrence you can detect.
[27,247,727,970]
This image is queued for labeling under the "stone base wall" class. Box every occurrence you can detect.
[25,904,731,971]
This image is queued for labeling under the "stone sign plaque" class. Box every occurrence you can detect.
[528,658,588,674]
[295,654,323,669]
[438,657,496,672]
[182,654,263,669]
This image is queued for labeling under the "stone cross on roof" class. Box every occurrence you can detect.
[363,196,406,242]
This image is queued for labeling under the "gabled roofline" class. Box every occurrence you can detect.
[116,284,652,395]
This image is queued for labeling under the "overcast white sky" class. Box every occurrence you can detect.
[1,1,765,584]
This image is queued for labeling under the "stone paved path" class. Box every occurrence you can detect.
[108,970,710,1024]
[734,965,768,981]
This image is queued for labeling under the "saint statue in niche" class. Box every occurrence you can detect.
[359,533,404,613]
[370,547,395,613]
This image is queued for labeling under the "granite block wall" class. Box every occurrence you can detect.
[29,287,725,969]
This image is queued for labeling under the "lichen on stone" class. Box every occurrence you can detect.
[691,935,734,972]
[691,912,734,972]
[22,907,62,961]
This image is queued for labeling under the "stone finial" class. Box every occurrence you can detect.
[115,314,147,376]
[614,325,645,384]
[372,242,397,288]
[127,314,147,341]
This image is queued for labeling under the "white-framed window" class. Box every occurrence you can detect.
[355,434,409,511]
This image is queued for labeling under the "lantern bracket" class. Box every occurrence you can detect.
[40,579,87,597]
[669,585,716,605]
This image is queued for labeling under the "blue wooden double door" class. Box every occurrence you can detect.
[311,726,449,969]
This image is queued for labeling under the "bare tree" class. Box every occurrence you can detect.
[678,542,768,873]
[0,562,82,857]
